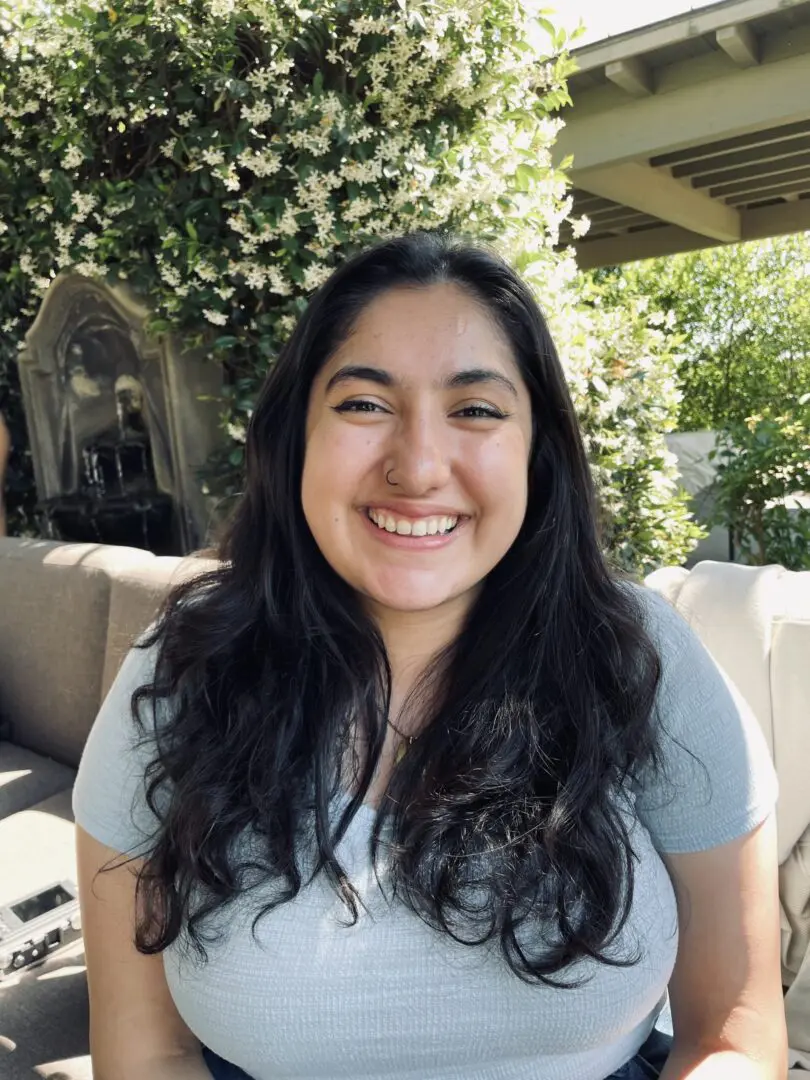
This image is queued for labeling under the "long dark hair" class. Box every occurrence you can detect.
[132,231,662,986]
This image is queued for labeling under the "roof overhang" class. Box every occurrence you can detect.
[557,0,810,267]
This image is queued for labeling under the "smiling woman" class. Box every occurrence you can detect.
[72,232,784,1080]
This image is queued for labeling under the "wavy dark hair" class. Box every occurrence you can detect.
[131,231,663,986]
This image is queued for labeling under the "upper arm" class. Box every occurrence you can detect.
[662,814,787,1068]
[76,824,203,1077]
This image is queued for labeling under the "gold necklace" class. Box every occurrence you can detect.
[387,718,416,764]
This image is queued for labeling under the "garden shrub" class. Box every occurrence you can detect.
[0,0,699,572]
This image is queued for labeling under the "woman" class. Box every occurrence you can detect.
[73,232,786,1080]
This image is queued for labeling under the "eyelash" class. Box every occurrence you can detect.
[332,400,508,420]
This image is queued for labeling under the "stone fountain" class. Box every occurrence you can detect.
[17,273,226,554]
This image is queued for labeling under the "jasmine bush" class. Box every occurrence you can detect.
[0,0,699,570]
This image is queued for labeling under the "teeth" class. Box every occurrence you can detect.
[368,510,459,536]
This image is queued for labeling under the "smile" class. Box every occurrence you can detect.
[366,509,460,536]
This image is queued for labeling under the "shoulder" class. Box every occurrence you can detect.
[621,582,779,853]
[73,637,166,854]
[618,578,693,667]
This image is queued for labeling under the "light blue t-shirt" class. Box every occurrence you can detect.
[73,587,778,1080]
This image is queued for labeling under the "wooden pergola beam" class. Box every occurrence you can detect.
[556,51,810,172]
[605,57,653,97]
[716,24,760,68]
[573,199,810,268]
[572,162,741,242]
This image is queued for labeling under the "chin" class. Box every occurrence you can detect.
[362,579,474,616]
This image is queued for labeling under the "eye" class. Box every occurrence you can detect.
[452,404,508,420]
[332,399,389,414]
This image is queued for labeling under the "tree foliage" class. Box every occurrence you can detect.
[600,235,810,432]
[593,234,810,569]
[710,403,810,569]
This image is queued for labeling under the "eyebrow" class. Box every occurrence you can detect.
[325,364,519,398]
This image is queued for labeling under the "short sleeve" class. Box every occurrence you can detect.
[72,640,165,857]
[631,587,779,854]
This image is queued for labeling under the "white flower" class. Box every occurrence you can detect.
[195,261,219,283]
[39,168,52,184]
[241,100,273,126]
[71,192,98,222]
[161,137,178,158]
[203,308,228,326]
[202,148,225,167]
[55,222,76,247]
[177,110,195,128]
[266,266,291,296]
[246,67,273,92]
[74,260,106,278]
[271,55,294,76]
[237,148,282,178]
[221,165,240,191]
[156,256,182,288]
[313,209,335,243]
[302,263,331,292]
[62,145,84,170]
[208,0,235,16]
[571,215,590,240]
[342,197,375,224]
[277,206,299,237]
[0,221,7,236]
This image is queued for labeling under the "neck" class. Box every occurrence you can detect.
[369,595,471,720]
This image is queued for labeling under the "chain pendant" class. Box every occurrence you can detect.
[395,739,412,765]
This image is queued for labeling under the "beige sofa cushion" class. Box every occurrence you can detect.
[101,553,219,697]
[0,788,76,908]
[0,742,75,820]
[0,539,157,767]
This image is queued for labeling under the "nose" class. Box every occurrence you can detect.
[387,409,452,495]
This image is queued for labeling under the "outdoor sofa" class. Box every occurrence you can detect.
[0,536,808,1078]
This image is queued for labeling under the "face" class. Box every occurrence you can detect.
[301,283,534,622]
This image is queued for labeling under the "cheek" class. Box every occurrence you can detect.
[469,430,530,515]
[302,419,378,514]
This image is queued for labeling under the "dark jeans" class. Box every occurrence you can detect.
[605,1026,674,1079]
[203,1027,673,1080]
[202,1046,253,1079]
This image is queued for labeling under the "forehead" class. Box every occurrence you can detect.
[320,282,520,380]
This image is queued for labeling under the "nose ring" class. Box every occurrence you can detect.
[386,468,398,487]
